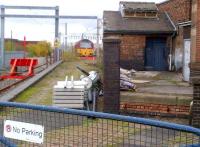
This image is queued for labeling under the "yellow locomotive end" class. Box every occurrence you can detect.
[75,39,95,57]
[77,48,94,57]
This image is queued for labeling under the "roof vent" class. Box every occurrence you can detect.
[119,2,158,18]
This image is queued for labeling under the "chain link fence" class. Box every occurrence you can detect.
[0,102,199,146]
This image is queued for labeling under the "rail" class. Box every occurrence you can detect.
[0,102,199,146]
[0,52,62,94]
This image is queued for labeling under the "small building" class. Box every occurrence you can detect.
[103,2,176,71]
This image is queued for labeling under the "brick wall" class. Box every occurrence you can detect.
[190,0,200,128]
[120,35,146,70]
[192,81,200,128]
[104,34,172,71]
[196,0,200,62]
[121,102,190,117]
[104,34,146,70]
[190,0,200,63]
[157,0,192,24]
[103,37,120,114]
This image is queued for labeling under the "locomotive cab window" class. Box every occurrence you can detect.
[80,41,92,48]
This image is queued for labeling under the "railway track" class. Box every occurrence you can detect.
[0,79,24,94]
[0,62,49,95]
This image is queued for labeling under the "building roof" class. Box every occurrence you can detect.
[119,1,158,12]
[103,11,175,34]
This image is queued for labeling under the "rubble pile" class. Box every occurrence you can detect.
[120,68,136,91]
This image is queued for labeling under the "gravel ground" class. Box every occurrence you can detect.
[8,60,197,146]
[13,60,191,126]
[14,60,100,105]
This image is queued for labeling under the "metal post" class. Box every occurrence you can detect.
[55,6,59,38]
[55,6,59,62]
[0,7,5,70]
[11,30,13,51]
[96,18,100,57]
[65,23,67,51]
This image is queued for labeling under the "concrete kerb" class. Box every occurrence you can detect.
[0,61,62,102]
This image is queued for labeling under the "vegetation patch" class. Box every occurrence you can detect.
[13,58,102,105]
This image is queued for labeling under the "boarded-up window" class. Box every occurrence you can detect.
[135,12,146,17]
[146,12,157,17]
[123,10,157,18]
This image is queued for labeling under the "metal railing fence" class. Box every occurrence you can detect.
[0,102,199,146]
[0,136,16,147]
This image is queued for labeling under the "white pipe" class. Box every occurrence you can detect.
[169,54,172,71]
[64,76,68,88]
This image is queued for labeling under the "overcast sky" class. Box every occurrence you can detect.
[0,0,165,42]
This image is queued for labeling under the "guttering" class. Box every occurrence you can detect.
[165,12,177,32]
[165,12,177,71]
[104,30,174,35]
[157,0,170,5]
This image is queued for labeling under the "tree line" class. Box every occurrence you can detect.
[5,40,52,57]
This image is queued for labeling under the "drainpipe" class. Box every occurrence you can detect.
[169,31,176,71]
[165,12,177,71]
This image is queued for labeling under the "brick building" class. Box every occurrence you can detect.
[103,0,200,125]
[103,2,175,71]
[158,0,192,81]
[158,0,192,23]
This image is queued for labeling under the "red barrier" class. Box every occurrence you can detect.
[0,58,38,80]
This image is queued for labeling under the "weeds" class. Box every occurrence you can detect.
[62,50,80,62]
